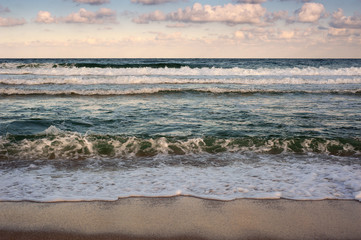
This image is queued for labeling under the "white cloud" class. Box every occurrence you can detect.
[63,8,117,24]
[279,30,295,39]
[234,0,266,3]
[227,26,325,44]
[169,3,266,24]
[133,3,266,25]
[73,0,110,5]
[35,11,56,24]
[229,27,272,42]
[234,31,245,39]
[330,9,361,29]
[0,17,26,27]
[328,28,349,37]
[234,30,252,39]
[296,2,326,23]
[35,8,117,24]
[327,27,361,45]
[131,0,180,5]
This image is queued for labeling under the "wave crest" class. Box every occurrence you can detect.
[1,127,360,160]
[1,76,361,86]
[2,65,361,77]
[1,88,360,96]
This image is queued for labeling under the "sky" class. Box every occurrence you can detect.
[0,0,360,58]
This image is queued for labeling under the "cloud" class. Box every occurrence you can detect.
[133,3,266,25]
[233,30,255,40]
[296,2,326,23]
[328,28,350,37]
[327,27,361,42]
[279,30,295,39]
[265,10,288,23]
[64,8,117,24]
[73,0,110,5]
[134,10,166,23]
[35,8,117,24]
[0,5,10,14]
[0,17,26,27]
[227,26,325,44]
[330,9,361,29]
[166,23,191,28]
[35,11,56,23]
[153,31,183,41]
[0,5,26,27]
[131,0,180,5]
[227,27,272,42]
[280,0,311,2]
[233,0,266,3]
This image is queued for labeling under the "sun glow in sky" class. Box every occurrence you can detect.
[0,0,360,58]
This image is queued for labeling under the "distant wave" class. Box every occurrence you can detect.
[1,88,360,96]
[1,76,361,85]
[2,62,190,69]
[1,65,361,77]
[57,62,189,69]
[1,126,360,160]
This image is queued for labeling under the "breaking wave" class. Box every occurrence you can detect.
[0,88,360,96]
[1,126,360,160]
[1,76,361,85]
[1,65,361,77]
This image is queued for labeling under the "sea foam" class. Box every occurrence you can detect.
[1,65,361,77]
[1,126,360,160]
[1,154,361,202]
[1,76,361,85]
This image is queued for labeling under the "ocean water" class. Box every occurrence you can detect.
[0,58,361,202]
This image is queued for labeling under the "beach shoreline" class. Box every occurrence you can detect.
[1,197,360,240]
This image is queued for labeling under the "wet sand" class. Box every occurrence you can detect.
[1,197,361,240]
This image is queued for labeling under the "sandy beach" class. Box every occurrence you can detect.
[1,197,361,240]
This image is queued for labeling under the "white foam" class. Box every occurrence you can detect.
[43,125,63,135]
[0,76,359,86]
[0,87,176,96]
[1,133,360,160]
[1,66,361,77]
[1,154,360,202]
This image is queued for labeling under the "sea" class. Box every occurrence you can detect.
[0,58,360,202]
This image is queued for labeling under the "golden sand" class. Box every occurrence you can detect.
[1,197,360,240]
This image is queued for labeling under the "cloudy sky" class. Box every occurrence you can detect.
[0,0,360,58]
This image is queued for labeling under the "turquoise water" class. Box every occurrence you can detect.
[1,59,361,201]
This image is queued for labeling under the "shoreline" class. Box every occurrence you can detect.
[1,197,361,240]
[1,194,361,203]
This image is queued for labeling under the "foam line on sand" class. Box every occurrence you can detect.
[1,197,361,240]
